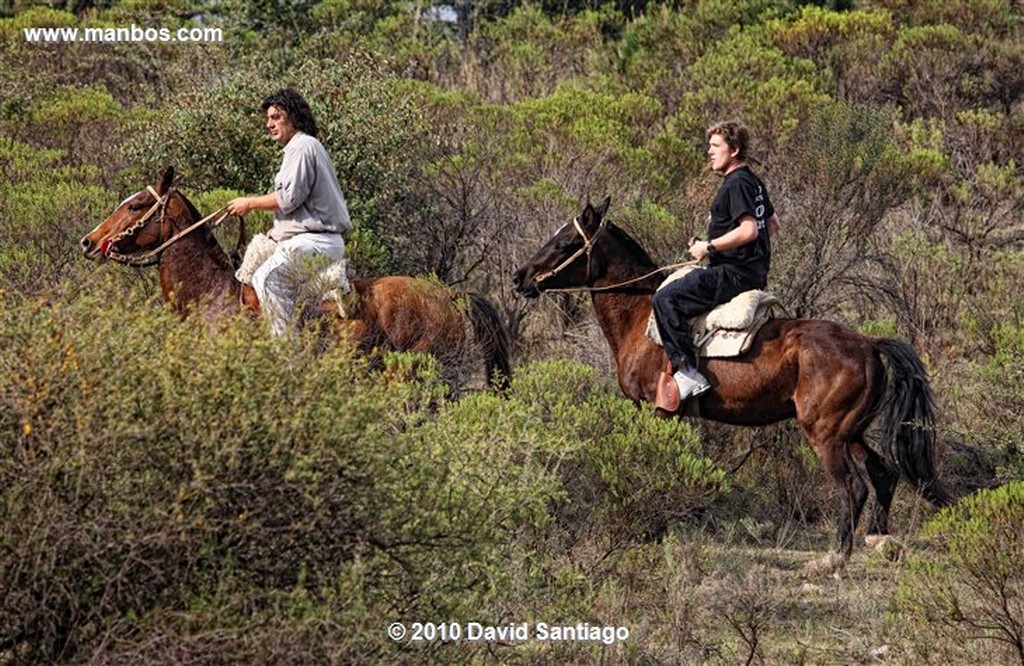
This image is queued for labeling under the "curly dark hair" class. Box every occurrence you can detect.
[260,87,318,138]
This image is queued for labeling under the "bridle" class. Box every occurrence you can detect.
[532,215,609,288]
[103,186,232,267]
[532,216,699,294]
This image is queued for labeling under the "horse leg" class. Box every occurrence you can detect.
[851,442,899,539]
[850,441,903,558]
[804,436,869,575]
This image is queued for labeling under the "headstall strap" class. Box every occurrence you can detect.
[534,216,605,286]
[106,186,231,267]
[534,214,698,294]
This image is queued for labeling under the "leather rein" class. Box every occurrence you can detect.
[104,186,239,267]
[533,216,699,294]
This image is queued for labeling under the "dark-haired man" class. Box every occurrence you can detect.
[653,120,780,401]
[228,87,352,336]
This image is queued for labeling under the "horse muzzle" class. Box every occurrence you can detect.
[512,269,542,298]
[79,235,107,262]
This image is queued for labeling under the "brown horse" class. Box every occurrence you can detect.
[80,167,511,390]
[513,197,951,572]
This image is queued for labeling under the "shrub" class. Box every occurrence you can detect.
[768,101,910,319]
[894,482,1024,664]
[0,288,555,662]
[0,137,114,295]
[0,289,731,663]
[673,24,830,159]
[508,360,729,544]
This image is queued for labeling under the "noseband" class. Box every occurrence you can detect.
[532,215,609,287]
[104,186,230,267]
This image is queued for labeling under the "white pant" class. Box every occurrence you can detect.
[251,233,346,337]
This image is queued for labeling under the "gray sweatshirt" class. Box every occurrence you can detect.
[269,132,353,241]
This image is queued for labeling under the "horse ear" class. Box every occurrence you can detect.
[581,195,610,230]
[580,199,598,229]
[157,166,176,195]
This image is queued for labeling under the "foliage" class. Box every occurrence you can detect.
[877,0,1018,37]
[464,6,622,103]
[672,19,830,156]
[2,0,1023,660]
[768,101,911,319]
[880,23,984,119]
[771,6,897,103]
[0,137,113,295]
[943,321,1024,481]
[895,482,1024,664]
[0,292,728,662]
[507,360,728,543]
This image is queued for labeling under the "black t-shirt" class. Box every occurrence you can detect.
[707,165,773,284]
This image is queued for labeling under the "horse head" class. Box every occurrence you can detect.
[512,196,611,297]
[80,166,183,265]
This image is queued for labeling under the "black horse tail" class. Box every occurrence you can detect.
[873,339,952,507]
[465,292,512,391]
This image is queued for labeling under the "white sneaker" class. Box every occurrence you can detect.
[673,367,711,401]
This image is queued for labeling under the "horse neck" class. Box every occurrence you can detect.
[587,245,661,359]
[158,222,239,318]
[591,289,652,352]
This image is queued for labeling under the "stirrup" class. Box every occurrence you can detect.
[655,362,680,413]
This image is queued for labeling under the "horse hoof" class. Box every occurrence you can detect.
[864,534,886,549]
[802,551,847,578]
[866,535,903,562]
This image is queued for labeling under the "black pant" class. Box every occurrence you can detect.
[652,265,762,371]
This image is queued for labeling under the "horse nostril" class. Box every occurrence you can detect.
[512,272,521,287]
[80,237,93,253]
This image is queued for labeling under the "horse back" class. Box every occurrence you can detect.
[699,318,879,426]
[352,276,469,353]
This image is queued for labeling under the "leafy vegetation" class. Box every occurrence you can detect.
[1,0,1022,662]
[895,482,1024,663]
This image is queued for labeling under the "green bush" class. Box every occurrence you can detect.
[895,482,1024,664]
[0,291,731,663]
[768,101,910,318]
[507,360,728,543]
[942,322,1024,481]
[674,24,830,156]
[0,137,115,295]
[0,288,543,661]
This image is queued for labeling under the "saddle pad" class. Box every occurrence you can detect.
[645,266,788,358]
[236,232,352,314]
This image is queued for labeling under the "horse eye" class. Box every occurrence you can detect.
[128,203,146,212]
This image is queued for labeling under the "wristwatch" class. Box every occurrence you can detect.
[706,241,717,254]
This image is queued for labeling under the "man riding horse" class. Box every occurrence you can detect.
[227,87,352,337]
[653,120,781,403]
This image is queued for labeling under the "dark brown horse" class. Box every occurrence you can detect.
[513,197,951,572]
[80,167,511,390]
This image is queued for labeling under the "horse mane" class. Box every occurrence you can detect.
[171,189,234,269]
[174,190,203,222]
[607,222,658,272]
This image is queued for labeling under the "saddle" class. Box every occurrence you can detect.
[648,266,789,415]
[235,232,353,316]
[646,266,787,358]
